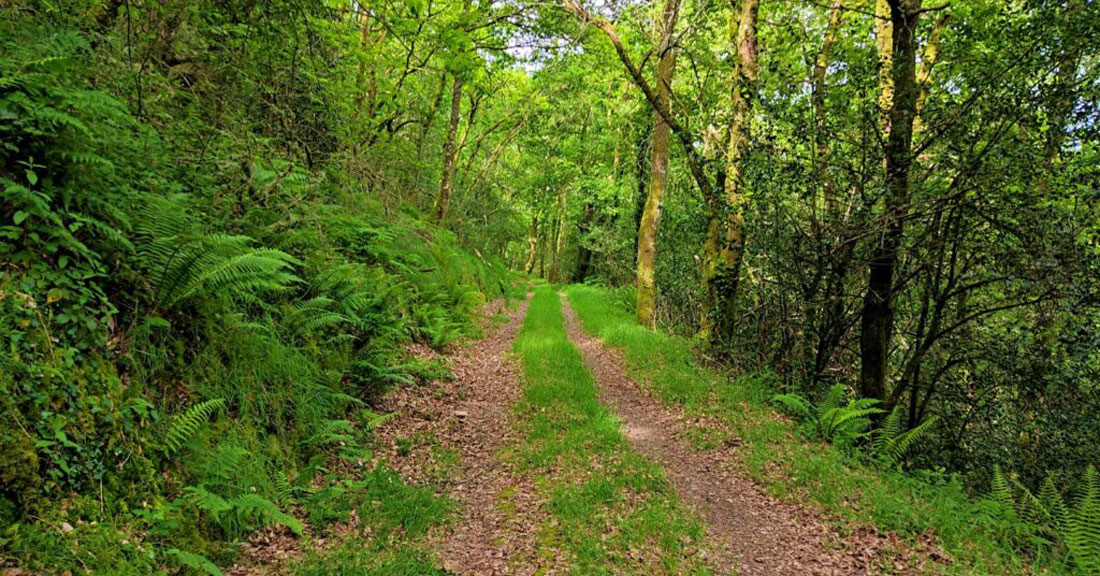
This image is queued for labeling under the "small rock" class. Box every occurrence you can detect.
[455,410,469,419]
[60,522,74,533]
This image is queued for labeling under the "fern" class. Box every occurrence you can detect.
[307,419,356,449]
[164,399,225,454]
[273,471,298,507]
[1065,466,1100,572]
[770,385,882,448]
[283,297,350,336]
[232,493,304,535]
[134,197,298,309]
[989,465,1100,571]
[871,405,939,467]
[771,393,814,422]
[166,548,223,576]
[991,465,1015,510]
[184,485,233,519]
[361,409,398,431]
[183,485,303,537]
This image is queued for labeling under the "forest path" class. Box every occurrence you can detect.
[375,295,544,575]
[560,295,879,576]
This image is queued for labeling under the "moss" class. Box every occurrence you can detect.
[0,429,41,514]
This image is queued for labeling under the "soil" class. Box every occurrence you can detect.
[374,295,551,575]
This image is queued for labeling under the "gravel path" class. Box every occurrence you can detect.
[560,295,905,576]
[375,295,545,575]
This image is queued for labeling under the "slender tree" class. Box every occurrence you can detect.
[700,0,759,343]
[858,0,922,402]
[436,75,464,221]
[635,0,682,327]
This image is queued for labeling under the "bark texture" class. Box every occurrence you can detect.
[436,75,464,221]
[700,0,759,344]
[859,0,921,402]
[635,0,681,328]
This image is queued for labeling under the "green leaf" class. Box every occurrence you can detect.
[13,211,28,225]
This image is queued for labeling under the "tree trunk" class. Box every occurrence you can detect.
[635,0,681,328]
[632,121,652,256]
[552,190,568,282]
[875,0,894,134]
[858,0,921,402]
[575,201,596,282]
[435,75,463,221]
[700,0,759,344]
[524,211,539,274]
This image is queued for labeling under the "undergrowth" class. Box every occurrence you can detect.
[0,18,519,573]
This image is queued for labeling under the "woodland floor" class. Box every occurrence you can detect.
[266,288,945,575]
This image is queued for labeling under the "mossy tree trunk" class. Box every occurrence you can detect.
[524,211,539,274]
[635,0,681,328]
[699,0,758,344]
[436,75,463,221]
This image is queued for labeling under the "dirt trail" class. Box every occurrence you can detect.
[560,296,902,576]
[374,295,544,575]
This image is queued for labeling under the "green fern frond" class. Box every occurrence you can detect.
[307,419,356,448]
[991,465,1016,511]
[819,405,881,439]
[33,106,92,136]
[231,493,304,535]
[872,407,938,467]
[361,409,398,431]
[273,471,295,507]
[872,405,905,457]
[184,485,233,519]
[164,243,298,306]
[818,384,848,415]
[284,297,349,334]
[770,393,813,422]
[166,548,224,576]
[1016,477,1054,527]
[1065,465,1100,572]
[132,198,298,309]
[1040,476,1068,532]
[164,399,225,454]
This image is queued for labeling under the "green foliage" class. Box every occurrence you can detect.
[770,390,937,465]
[991,465,1100,573]
[166,548,224,576]
[164,399,226,455]
[771,385,884,449]
[182,485,304,538]
[0,8,517,573]
[133,197,298,310]
[871,406,940,468]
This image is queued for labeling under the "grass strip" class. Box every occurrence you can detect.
[511,287,712,575]
[564,284,1049,576]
